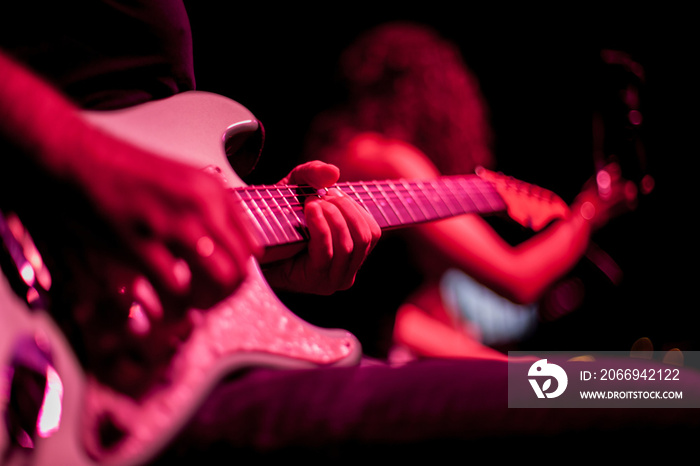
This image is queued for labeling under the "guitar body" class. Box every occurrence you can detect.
[1,91,361,465]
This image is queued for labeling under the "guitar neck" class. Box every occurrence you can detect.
[232,175,506,248]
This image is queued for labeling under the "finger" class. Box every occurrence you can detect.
[132,275,164,321]
[114,274,164,335]
[223,200,264,265]
[304,198,335,271]
[603,162,622,179]
[324,192,379,287]
[624,180,638,204]
[174,218,240,288]
[173,200,258,297]
[198,188,259,254]
[82,251,161,336]
[325,187,381,256]
[202,193,262,274]
[313,198,359,290]
[131,236,191,295]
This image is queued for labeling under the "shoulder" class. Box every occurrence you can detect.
[341,132,441,180]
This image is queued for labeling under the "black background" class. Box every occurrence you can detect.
[184,3,698,354]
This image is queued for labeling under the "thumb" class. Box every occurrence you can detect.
[283,161,340,189]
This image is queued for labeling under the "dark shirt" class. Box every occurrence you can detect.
[1,0,195,110]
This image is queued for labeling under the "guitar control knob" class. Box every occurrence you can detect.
[2,333,61,461]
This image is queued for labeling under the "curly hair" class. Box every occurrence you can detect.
[307,22,495,176]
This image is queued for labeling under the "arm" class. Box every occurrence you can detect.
[1,51,380,397]
[0,50,261,316]
[332,132,635,304]
[0,50,380,307]
[414,204,592,304]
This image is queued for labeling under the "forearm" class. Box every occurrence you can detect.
[415,207,593,305]
[0,50,93,179]
[503,204,592,302]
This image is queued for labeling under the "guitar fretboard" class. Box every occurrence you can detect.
[232,175,506,248]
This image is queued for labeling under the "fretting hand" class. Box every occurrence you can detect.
[263,161,382,295]
[476,167,570,231]
[573,162,638,231]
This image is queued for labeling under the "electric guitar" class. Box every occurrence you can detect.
[0,91,569,465]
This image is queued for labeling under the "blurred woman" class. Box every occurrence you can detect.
[302,22,636,361]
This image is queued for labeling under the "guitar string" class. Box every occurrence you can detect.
[230,176,499,199]
[232,188,501,218]
[232,179,498,245]
[231,178,504,243]
[260,182,496,206]
[232,181,502,220]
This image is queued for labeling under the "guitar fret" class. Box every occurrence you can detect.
[346,181,422,227]
[344,183,394,229]
[479,180,507,210]
[260,187,289,243]
[232,174,506,248]
[230,190,272,246]
[426,180,452,218]
[374,182,404,227]
[400,180,429,222]
[234,189,282,246]
[458,177,491,212]
[444,178,477,214]
[344,183,371,214]
[258,188,293,246]
[410,180,440,221]
[432,179,461,216]
[279,187,309,238]
[360,182,393,228]
[384,180,416,224]
[266,187,306,244]
[245,186,311,246]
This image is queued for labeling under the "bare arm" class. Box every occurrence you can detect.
[0,50,261,316]
[0,51,380,309]
[330,132,635,304]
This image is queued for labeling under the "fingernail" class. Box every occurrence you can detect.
[172,259,191,291]
[133,276,163,319]
[128,302,151,335]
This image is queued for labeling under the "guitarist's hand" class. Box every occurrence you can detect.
[70,131,263,311]
[8,128,264,398]
[263,161,382,295]
[476,167,570,231]
[572,162,638,231]
[1,51,264,396]
[2,51,261,315]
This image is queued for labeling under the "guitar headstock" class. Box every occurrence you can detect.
[476,167,570,231]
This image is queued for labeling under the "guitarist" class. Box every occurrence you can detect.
[2,3,699,464]
[0,1,383,455]
[0,3,381,388]
[302,22,639,359]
